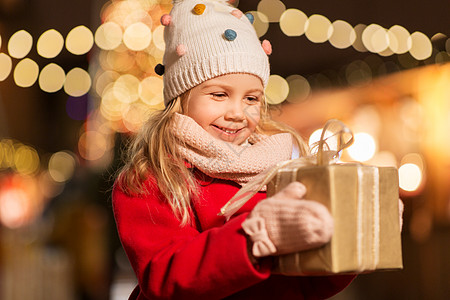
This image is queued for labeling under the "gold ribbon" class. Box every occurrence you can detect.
[219,119,354,220]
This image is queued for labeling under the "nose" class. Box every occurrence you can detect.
[224,98,245,121]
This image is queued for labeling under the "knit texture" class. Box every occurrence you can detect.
[161,0,270,104]
[171,113,293,186]
[242,182,334,257]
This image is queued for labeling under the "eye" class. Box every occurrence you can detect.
[210,92,227,100]
[244,96,261,104]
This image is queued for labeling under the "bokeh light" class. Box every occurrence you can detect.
[279,9,307,37]
[0,53,12,81]
[286,74,310,103]
[330,20,356,49]
[48,151,77,183]
[305,14,333,43]
[13,145,40,175]
[95,21,123,50]
[78,131,107,161]
[122,102,150,132]
[346,132,377,162]
[388,25,412,54]
[64,68,92,97]
[257,0,286,23]
[399,163,422,192]
[66,25,94,55]
[362,24,389,53]
[139,76,164,106]
[409,31,432,60]
[113,74,140,104]
[0,188,29,228]
[152,25,165,51]
[39,63,66,93]
[123,22,152,51]
[37,29,64,59]
[14,58,39,88]
[246,11,269,37]
[265,74,289,104]
[8,30,33,59]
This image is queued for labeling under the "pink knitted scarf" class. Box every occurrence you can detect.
[171,113,293,185]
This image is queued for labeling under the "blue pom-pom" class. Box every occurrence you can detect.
[245,13,254,24]
[224,29,237,41]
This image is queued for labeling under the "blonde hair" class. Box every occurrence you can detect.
[117,93,309,226]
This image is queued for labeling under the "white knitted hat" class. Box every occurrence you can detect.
[157,0,272,105]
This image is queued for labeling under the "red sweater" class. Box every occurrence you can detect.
[112,170,355,299]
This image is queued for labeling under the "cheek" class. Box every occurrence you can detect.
[245,105,261,126]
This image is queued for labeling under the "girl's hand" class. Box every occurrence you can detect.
[242,182,333,258]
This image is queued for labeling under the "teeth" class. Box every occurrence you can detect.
[217,126,238,134]
[223,128,237,134]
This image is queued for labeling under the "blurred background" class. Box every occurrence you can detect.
[0,0,449,299]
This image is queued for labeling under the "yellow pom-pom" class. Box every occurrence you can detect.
[193,4,206,15]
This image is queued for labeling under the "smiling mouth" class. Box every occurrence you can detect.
[213,125,242,134]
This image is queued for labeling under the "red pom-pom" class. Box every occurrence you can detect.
[160,14,171,26]
[231,9,243,19]
[262,40,272,55]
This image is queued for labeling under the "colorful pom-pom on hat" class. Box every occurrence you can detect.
[161,0,270,105]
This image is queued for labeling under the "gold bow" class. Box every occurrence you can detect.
[219,119,354,220]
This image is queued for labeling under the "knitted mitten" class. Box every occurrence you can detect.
[242,182,333,257]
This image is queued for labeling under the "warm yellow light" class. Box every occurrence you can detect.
[123,22,152,51]
[0,139,15,168]
[64,68,92,96]
[257,0,286,23]
[100,88,129,121]
[305,14,333,43]
[0,53,12,81]
[106,49,135,72]
[78,131,107,161]
[0,188,29,228]
[122,102,150,133]
[329,20,356,49]
[8,30,33,59]
[14,58,39,88]
[139,76,164,106]
[66,25,94,55]
[401,153,424,171]
[409,31,432,60]
[265,75,289,104]
[388,25,411,54]
[39,63,66,93]
[399,163,422,191]
[308,128,337,152]
[95,70,120,97]
[246,11,269,37]
[48,151,76,183]
[347,132,376,162]
[152,25,165,51]
[279,9,307,37]
[37,29,64,59]
[362,24,389,53]
[113,74,140,104]
[14,145,40,175]
[95,21,123,50]
[286,74,310,103]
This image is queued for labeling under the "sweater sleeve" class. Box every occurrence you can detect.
[112,181,272,300]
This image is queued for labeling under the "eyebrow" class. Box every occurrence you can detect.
[200,83,264,94]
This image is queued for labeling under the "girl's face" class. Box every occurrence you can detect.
[184,73,263,145]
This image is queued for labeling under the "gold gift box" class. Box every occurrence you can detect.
[267,163,403,275]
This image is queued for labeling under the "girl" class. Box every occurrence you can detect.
[113,0,355,299]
